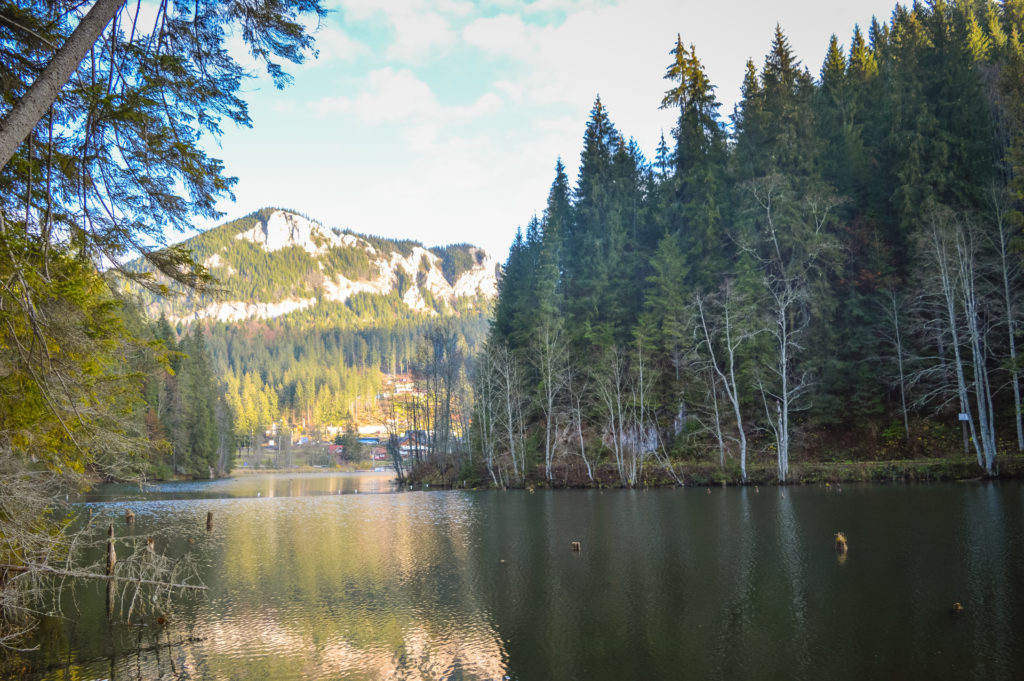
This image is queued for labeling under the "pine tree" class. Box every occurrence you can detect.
[537,159,570,320]
[564,96,622,349]
[182,325,219,476]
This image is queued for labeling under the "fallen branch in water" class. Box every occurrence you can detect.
[0,563,207,590]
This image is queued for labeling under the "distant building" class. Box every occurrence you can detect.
[398,431,430,455]
[327,444,345,465]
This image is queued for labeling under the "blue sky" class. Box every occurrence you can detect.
[198,0,904,260]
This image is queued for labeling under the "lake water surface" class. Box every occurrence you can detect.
[23,473,1024,680]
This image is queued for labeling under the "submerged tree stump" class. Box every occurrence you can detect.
[125,509,135,525]
[206,511,214,531]
[106,524,116,618]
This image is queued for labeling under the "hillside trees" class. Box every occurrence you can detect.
[474,2,1024,488]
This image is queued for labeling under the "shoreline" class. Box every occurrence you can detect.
[405,455,1024,490]
[133,456,1024,488]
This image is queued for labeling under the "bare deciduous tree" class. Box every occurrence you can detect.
[531,321,568,481]
[694,279,758,481]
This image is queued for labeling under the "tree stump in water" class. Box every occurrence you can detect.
[125,509,135,525]
[206,511,214,531]
[106,524,116,618]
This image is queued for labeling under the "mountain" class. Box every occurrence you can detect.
[124,208,499,442]
[130,207,499,323]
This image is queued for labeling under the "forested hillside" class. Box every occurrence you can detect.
[123,208,496,451]
[474,1,1024,488]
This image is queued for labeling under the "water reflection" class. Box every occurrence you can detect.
[18,478,1024,681]
[84,471,399,503]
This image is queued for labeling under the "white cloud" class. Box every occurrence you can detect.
[493,79,524,103]
[310,25,370,62]
[463,15,533,57]
[352,68,441,122]
[315,68,503,130]
[452,92,504,120]
[308,95,351,117]
[335,0,461,60]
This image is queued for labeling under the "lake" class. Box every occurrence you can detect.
[20,473,1024,680]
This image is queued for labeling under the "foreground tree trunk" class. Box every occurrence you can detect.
[0,0,125,170]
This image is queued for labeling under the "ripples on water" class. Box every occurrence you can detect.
[19,475,1024,681]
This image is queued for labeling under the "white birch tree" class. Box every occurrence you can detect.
[918,208,997,473]
[743,175,840,482]
[565,364,595,482]
[988,186,1023,451]
[694,279,759,481]
[532,320,569,481]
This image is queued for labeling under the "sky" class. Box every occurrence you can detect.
[195,0,905,261]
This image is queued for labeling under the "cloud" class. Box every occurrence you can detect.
[463,15,533,57]
[451,92,503,120]
[352,68,441,123]
[335,0,464,61]
[318,68,503,128]
[308,96,351,117]
[310,25,370,63]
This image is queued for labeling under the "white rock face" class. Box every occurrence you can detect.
[173,209,499,322]
[452,248,499,298]
[235,211,347,255]
[203,253,236,275]
[320,269,393,303]
[189,297,317,323]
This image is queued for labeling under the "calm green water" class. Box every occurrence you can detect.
[19,474,1024,680]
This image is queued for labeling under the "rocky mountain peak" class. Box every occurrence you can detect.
[139,208,500,324]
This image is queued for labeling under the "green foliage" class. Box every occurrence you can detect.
[322,246,377,281]
[339,426,364,461]
[0,230,145,477]
[430,244,481,285]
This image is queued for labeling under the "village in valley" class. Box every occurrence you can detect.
[236,375,445,472]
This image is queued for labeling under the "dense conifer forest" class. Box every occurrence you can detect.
[460,1,1024,488]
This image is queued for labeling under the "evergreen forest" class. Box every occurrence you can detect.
[123,207,494,454]
[465,1,1024,488]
